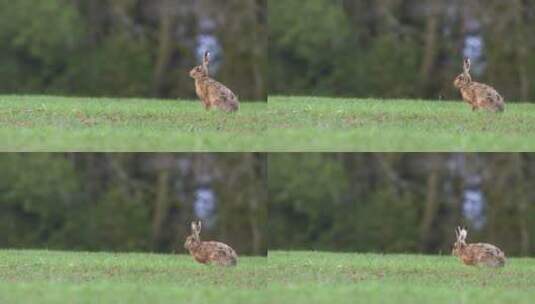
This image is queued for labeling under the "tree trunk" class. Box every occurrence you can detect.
[419,157,440,252]
[152,0,178,97]
[512,154,530,255]
[512,0,530,101]
[152,169,170,251]
[420,1,441,95]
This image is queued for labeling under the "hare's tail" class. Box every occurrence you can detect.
[220,100,239,113]
[229,256,238,266]
[493,96,505,113]
[497,254,506,267]
[495,102,505,113]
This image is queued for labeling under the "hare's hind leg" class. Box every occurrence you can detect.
[217,256,237,267]
[482,98,503,113]
[476,97,492,111]
[480,258,503,268]
[201,98,212,111]
[212,99,234,113]
[464,99,478,111]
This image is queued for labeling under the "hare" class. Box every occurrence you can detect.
[189,52,239,113]
[453,58,505,112]
[452,227,506,268]
[184,221,238,267]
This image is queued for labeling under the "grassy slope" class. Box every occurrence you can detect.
[267,251,535,304]
[0,250,267,304]
[2,250,534,303]
[267,97,535,151]
[4,95,535,151]
[0,96,266,152]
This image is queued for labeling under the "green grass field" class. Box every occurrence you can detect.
[267,251,535,304]
[3,95,535,151]
[267,97,535,151]
[0,250,267,304]
[2,250,534,303]
[0,96,266,152]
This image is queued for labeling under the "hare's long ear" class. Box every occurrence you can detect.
[458,227,468,242]
[463,58,471,75]
[191,222,197,233]
[191,221,201,239]
[202,52,210,72]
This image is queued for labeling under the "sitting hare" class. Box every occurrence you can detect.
[184,221,238,267]
[452,227,506,268]
[189,52,239,113]
[454,58,505,112]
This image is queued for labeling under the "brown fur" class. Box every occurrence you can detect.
[189,52,239,113]
[184,221,238,267]
[453,58,505,113]
[452,227,506,268]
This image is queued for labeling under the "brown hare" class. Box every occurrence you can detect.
[184,221,238,267]
[453,58,505,112]
[189,52,239,113]
[452,227,506,268]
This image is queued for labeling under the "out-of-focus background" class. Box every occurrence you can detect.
[0,153,267,256]
[269,153,535,256]
[270,0,535,102]
[0,0,267,101]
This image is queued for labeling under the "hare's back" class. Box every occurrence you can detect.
[470,82,503,100]
[207,80,238,101]
[470,243,506,266]
[202,241,238,264]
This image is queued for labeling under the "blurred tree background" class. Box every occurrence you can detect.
[0,153,267,256]
[270,0,535,102]
[269,153,535,257]
[0,0,267,101]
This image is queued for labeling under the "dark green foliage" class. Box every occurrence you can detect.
[0,154,267,255]
[0,0,266,100]
[269,0,354,95]
[0,154,80,247]
[270,0,535,102]
[0,0,84,92]
[269,154,419,253]
[50,35,154,97]
[269,154,535,256]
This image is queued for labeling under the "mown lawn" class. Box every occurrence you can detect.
[2,250,534,303]
[0,250,267,304]
[3,95,535,151]
[0,96,267,152]
[266,96,535,151]
[267,251,535,304]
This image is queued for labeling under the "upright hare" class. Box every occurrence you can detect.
[184,221,238,267]
[453,58,505,112]
[189,52,239,113]
[452,227,506,268]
